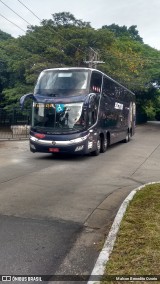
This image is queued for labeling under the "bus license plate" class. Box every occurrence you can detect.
[49,148,60,153]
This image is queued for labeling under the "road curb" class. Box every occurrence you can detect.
[87,181,160,284]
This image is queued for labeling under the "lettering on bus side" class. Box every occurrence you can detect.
[114,102,123,110]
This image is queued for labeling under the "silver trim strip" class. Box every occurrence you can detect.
[30,135,88,146]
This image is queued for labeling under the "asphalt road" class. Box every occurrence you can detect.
[0,122,160,283]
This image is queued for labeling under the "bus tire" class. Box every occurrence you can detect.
[91,136,101,156]
[100,136,108,153]
[124,130,130,143]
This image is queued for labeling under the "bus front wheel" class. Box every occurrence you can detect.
[124,130,131,143]
[91,136,101,156]
[100,136,108,153]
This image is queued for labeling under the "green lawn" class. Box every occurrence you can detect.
[102,183,160,283]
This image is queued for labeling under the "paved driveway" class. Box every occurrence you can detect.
[0,122,160,282]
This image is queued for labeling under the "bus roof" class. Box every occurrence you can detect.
[42,67,98,72]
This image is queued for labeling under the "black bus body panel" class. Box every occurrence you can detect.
[20,67,135,155]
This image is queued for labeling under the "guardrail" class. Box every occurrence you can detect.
[0,125,30,139]
[0,108,31,140]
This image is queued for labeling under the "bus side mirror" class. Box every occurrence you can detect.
[20,93,34,109]
[88,93,96,108]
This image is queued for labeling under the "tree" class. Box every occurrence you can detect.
[102,24,143,42]
[0,13,160,121]
[0,30,12,41]
[43,12,91,28]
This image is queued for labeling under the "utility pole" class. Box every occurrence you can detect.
[84,47,105,68]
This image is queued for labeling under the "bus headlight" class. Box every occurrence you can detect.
[70,135,88,144]
[30,135,38,142]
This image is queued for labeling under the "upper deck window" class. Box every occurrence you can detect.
[34,70,89,96]
[90,71,102,93]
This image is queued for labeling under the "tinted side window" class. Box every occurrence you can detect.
[102,76,116,98]
[90,72,102,93]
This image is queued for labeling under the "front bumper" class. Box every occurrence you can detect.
[29,134,90,154]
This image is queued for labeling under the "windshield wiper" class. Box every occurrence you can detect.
[32,126,47,133]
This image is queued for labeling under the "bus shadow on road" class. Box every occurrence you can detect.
[33,152,90,161]
[32,140,129,162]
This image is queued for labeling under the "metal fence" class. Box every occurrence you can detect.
[0,108,31,139]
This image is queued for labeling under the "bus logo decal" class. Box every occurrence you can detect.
[115,102,123,110]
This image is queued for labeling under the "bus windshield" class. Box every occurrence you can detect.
[32,102,87,133]
[34,70,89,96]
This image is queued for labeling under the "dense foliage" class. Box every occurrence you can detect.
[0,12,160,121]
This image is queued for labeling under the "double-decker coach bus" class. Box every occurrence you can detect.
[20,67,136,156]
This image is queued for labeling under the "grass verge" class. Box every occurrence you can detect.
[102,183,160,283]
